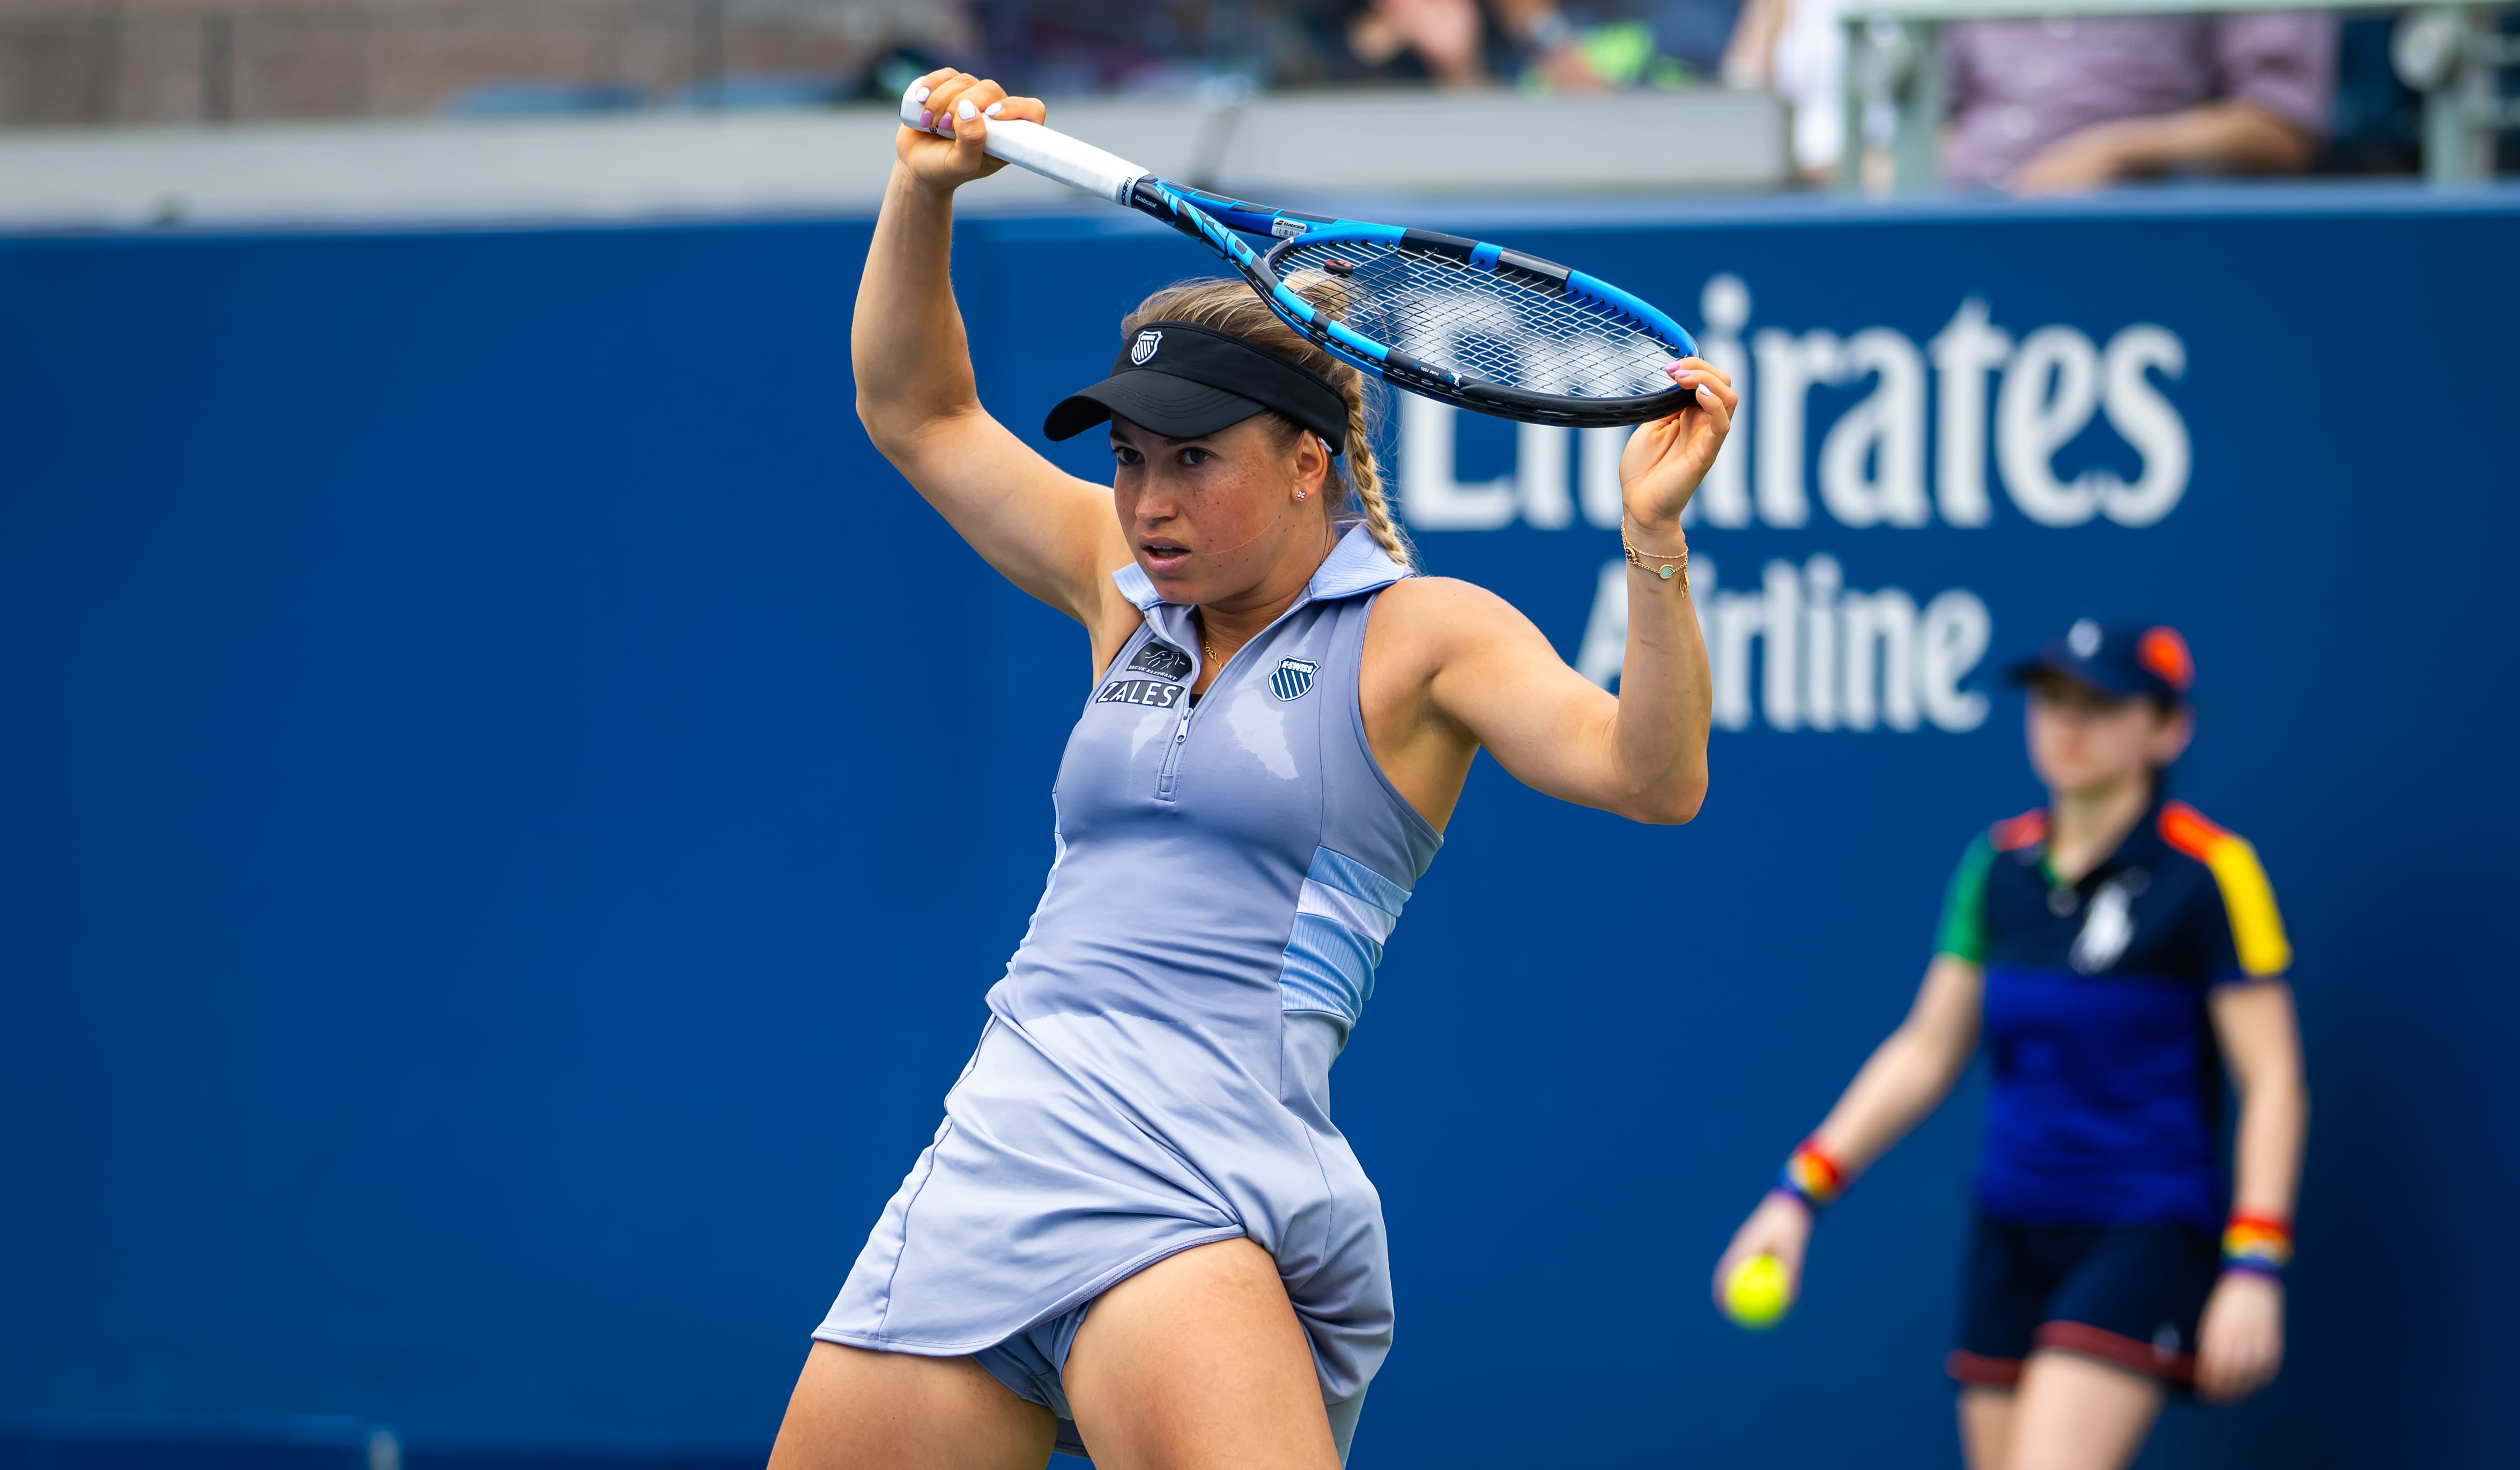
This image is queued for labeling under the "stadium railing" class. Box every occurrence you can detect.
[1836,0,2517,190]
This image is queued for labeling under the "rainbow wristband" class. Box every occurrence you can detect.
[2222,1213,2293,1279]
[1773,1139,1846,1211]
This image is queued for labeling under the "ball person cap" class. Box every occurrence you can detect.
[1044,321,1347,454]
[2008,618,2196,705]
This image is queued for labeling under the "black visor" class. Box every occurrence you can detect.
[1043,320,1347,454]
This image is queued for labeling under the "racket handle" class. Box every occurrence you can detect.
[896,84,1147,206]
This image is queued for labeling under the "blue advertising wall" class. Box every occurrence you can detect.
[2,186,2514,1468]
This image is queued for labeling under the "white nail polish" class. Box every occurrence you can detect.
[957,99,977,121]
[912,85,930,102]
[984,101,1005,117]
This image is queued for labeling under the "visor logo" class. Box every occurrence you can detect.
[1131,330,1162,365]
[2067,619,2102,658]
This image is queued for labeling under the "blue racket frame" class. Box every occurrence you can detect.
[1127,179,1700,429]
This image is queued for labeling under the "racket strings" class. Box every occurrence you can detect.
[1279,240,1679,400]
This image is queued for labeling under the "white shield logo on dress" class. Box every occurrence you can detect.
[1269,658,1317,701]
[1131,330,1162,365]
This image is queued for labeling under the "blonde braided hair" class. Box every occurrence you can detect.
[1120,279,1414,570]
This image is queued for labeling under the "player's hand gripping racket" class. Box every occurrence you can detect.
[899,84,1697,429]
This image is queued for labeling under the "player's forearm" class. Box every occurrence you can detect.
[1606,549,1711,824]
[853,165,983,459]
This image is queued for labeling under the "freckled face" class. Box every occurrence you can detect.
[1110,415,1324,603]
[2025,676,2189,796]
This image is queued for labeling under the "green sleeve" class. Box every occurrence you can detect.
[1933,834,1996,962]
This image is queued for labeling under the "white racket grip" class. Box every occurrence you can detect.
[896,85,1147,205]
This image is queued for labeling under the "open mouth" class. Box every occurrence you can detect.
[1139,540,1192,574]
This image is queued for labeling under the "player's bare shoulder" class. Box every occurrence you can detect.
[1373,574,1555,645]
[1363,575,1559,688]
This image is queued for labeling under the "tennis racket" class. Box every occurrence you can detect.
[899,85,1698,429]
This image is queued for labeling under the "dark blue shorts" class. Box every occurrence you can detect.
[1948,1214,2222,1391]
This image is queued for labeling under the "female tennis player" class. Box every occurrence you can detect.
[767,72,1729,1470]
[1714,620,2308,1470]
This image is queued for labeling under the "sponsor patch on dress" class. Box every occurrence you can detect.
[1269,658,1318,701]
[1126,639,1194,681]
[1097,678,1185,708]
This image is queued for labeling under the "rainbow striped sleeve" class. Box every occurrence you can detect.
[2159,802,2293,979]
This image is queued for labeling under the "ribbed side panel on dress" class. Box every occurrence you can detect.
[1279,846,1411,1026]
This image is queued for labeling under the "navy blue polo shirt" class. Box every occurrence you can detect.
[1936,800,2292,1233]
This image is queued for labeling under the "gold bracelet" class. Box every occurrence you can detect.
[1622,536,1688,585]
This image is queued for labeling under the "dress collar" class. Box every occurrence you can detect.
[1109,521,1412,612]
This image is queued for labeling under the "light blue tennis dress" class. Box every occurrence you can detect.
[816,525,1441,1461]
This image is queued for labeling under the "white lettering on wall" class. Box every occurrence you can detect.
[1802,553,1843,728]
[1817,328,1930,528]
[1575,556,1632,688]
[1750,327,1839,528]
[1583,552,1989,735]
[1703,557,1760,731]
[2096,324,2190,526]
[1840,586,1919,731]
[1761,558,1804,729]
[1928,298,2011,528]
[1692,274,1755,528]
[1578,426,1627,530]
[1394,278,2191,536]
[1517,422,1574,528]
[1995,323,2104,527]
[1916,589,1993,731]
[1397,393,1515,530]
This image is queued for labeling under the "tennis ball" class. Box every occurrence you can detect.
[1722,1253,1791,1330]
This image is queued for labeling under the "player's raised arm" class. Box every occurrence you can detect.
[853,71,1128,627]
[1382,361,1729,827]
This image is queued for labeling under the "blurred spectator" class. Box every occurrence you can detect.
[1322,0,1504,86]
[1719,0,1852,182]
[1722,2,2337,192]
[969,1,1503,92]
[1277,1,1651,91]
[0,0,974,127]
[969,2,1739,96]
[2322,15,2423,174]
[1946,14,2338,191]
[972,1,1264,93]
[1507,2,1748,90]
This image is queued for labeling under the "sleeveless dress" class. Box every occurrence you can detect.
[814,525,1442,1461]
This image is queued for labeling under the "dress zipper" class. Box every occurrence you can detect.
[1153,596,1311,803]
